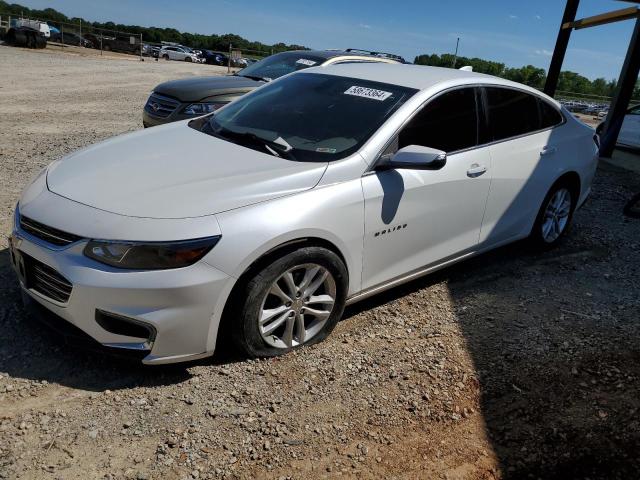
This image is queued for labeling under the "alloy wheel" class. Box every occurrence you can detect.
[542,188,572,243]
[258,263,336,349]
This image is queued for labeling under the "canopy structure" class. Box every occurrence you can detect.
[544,0,640,157]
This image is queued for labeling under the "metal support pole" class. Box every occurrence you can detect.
[100,32,103,55]
[600,16,640,158]
[452,37,459,68]
[544,0,580,97]
[228,43,232,74]
[61,23,64,49]
[140,33,143,61]
[79,19,82,46]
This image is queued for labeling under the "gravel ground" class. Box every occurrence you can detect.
[1,45,640,480]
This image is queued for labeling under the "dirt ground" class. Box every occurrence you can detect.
[1,45,640,480]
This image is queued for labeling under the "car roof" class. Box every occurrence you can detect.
[303,62,558,101]
[283,49,405,62]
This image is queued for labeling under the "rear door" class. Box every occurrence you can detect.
[479,87,565,246]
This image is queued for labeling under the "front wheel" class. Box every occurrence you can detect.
[231,247,348,358]
[185,56,192,62]
[530,181,576,248]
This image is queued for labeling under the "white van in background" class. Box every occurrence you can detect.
[11,18,50,38]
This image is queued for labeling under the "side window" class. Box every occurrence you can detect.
[485,87,540,141]
[538,99,563,129]
[398,87,479,153]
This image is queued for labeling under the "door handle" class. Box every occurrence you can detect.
[540,146,557,156]
[466,164,487,178]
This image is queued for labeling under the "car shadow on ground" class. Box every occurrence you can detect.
[344,205,640,479]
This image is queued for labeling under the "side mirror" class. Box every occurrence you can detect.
[376,145,447,171]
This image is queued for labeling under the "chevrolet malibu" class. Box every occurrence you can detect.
[9,63,599,364]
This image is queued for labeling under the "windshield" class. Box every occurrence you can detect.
[196,73,417,162]
[237,51,327,81]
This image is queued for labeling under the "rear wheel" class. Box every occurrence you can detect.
[185,56,192,62]
[163,54,169,60]
[530,181,576,248]
[231,247,347,358]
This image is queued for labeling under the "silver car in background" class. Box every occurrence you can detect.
[10,63,598,364]
[159,45,202,62]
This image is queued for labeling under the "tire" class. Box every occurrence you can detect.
[163,54,169,60]
[529,179,577,249]
[185,56,192,62]
[13,31,26,46]
[103,44,111,51]
[230,246,348,358]
[26,32,35,49]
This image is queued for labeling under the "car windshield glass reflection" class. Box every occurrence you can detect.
[237,52,326,81]
[197,73,417,162]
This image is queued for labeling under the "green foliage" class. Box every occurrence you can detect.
[0,1,307,54]
[414,52,636,99]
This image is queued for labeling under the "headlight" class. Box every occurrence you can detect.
[84,236,221,270]
[183,102,227,115]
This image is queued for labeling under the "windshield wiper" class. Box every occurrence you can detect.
[237,73,271,82]
[209,124,296,160]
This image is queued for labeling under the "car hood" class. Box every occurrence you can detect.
[46,122,328,219]
[154,75,263,102]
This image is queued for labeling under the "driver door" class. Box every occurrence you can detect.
[361,87,492,290]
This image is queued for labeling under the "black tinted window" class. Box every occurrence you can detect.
[398,88,479,153]
[485,87,540,141]
[238,51,327,81]
[539,99,563,128]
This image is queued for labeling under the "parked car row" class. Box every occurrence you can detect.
[143,48,407,127]
[142,43,255,66]
[560,99,609,116]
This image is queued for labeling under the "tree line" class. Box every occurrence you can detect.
[0,1,307,54]
[415,53,640,100]
[3,1,637,98]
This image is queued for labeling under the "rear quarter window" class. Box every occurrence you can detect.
[538,99,564,128]
[485,87,542,141]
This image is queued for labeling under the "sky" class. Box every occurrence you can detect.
[14,0,638,80]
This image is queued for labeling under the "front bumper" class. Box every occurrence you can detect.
[9,226,233,365]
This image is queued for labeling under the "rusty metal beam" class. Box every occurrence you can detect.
[563,6,639,30]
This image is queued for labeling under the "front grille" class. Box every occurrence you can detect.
[144,93,180,118]
[23,254,73,303]
[20,215,82,247]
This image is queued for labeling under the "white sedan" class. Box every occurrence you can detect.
[159,46,201,63]
[9,63,598,364]
[597,104,640,149]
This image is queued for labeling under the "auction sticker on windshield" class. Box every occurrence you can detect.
[296,58,317,66]
[344,86,392,101]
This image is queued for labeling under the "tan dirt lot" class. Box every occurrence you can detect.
[1,45,640,480]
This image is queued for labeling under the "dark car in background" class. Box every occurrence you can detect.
[49,31,92,48]
[82,33,141,54]
[199,50,229,65]
[142,48,406,127]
